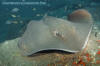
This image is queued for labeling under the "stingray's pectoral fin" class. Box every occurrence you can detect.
[68,9,93,51]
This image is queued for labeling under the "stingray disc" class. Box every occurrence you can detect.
[18,15,93,56]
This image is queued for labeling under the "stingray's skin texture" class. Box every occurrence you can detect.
[18,9,93,56]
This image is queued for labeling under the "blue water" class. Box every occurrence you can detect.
[0,0,100,43]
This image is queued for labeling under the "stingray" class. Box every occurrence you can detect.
[18,9,93,56]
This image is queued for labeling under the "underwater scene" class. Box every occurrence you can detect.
[0,0,100,66]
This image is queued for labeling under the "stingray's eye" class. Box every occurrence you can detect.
[55,32,61,37]
[53,31,59,37]
[53,31,63,38]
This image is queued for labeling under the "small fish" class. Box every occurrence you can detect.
[13,21,18,24]
[11,14,17,18]
[11,8,19,12]
[32,8,36,11]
